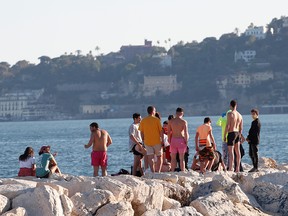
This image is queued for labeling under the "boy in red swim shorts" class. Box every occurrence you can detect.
[84,122,112,176]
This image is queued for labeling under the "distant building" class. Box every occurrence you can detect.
[231,72,251,88]
[234,50,256,63]
[120,39,153,61]
[142,75,181,97]
[0,89,54,120]
[244,25,266,39]
[252,71,274,82]
[80,104,110,114]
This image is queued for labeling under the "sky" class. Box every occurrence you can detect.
[1,0,288,66]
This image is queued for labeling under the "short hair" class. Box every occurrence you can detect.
[147,106,155,114]
[176,107,184,113]
[90,122,99,129]
[155,112,161,119]
[230,100,237,108]
[204,117,211,123]
[251,108,259,116]
[163,120,168,125]
[132,113,141,119]
[168,115,175,120]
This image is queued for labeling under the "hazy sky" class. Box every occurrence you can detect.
[1,0,287,65]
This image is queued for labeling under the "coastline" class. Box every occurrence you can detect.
[0,157,287,216]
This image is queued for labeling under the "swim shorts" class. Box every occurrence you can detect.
[170,137,187,154]
[199,146,215,161]
[227,132,240,146]
[91,151,108,167]
[132,144,144,158]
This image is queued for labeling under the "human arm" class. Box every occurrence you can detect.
[224,113,231,142]
[167,122,172,143]
[107,133,112,147]
[195,132,199,152]
[184,120,189,144]
[209,130,217,151]
[84,133,94,149]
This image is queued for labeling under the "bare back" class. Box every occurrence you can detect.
[227,110,243,133]
[168,117,189,142]
[90,129,112,151]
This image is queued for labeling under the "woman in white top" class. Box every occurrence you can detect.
[18,147,36,177]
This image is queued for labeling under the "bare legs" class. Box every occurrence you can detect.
[93,166,107,176]
[228,142,240,172]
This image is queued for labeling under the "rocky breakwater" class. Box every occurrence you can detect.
[0,157,287,216]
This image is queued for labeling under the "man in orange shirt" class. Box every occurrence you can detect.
[139,106,163,173]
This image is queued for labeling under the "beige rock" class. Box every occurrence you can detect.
[12,185,70,216]
[0,207,28,216]
[37,182,69,196]
[95,201,134,216]
[191,191,267,216]
[94,177,133,202]
[142,206,202,216]
[162,196,181,211]
[259,157,277,168]
[70,189,116,215]
[0,184,34,199]
[0,194,10,215]
[143,172,178,184]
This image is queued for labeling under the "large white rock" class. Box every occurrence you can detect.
[0,194,10,215]
[162,196,181,211]
[1,207,28,216]
[109,175,164,215]
[143,172,178,184]
[142,206,202,216]
[93,177,134,202]
[70,189,116,215]
[36,182,69,196]
[252,181,288,215]
[95,201,134,216]
[12,185,71,216]
[190,191,269,216]
[0,184,34,199]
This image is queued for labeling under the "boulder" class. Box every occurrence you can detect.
[95,201,134,216]
[12,185,72,216]
[70,189,116,215]
[0,194,10,215]
[0,184,34,199]
[1,207,28,216]
[162,196,181,211]
[142,206,202,216]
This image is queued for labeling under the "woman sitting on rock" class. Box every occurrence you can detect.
[36,145,61,178]
[18,147,36,177]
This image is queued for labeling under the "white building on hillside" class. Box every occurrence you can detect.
[234,50,256,63]
[244,25,266,39]
[142,75,181,97]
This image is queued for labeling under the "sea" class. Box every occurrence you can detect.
[0,114,287,178]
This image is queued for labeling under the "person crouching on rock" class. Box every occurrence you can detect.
[36,145,61,178]
[18,147,36,177]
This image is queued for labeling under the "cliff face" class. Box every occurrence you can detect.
[0,157,287,216]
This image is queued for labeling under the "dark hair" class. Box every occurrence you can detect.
[132,113,141,119]
[147,106,155,114]
[176,107,184,113]
[19,147,34,161]
[204,117,211,123]
[90,122,99,129]
[251,108,259,116]
[155,112,161,120]
[230,100,237,108]
[163,120,168,125]
[168,115,175,120]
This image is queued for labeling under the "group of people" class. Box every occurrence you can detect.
[18,145,61,178]
[18,99,261,178]
[127,100,261,175]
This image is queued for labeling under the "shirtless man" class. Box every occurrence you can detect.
[224,100,243,172]
[168,107,189,172]
[84,122,112,176]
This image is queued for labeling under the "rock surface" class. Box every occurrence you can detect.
[0,157,287,216]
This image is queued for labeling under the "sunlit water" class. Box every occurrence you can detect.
[0,114,287,178]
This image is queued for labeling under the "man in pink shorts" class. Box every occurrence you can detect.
[168,107,189,172]
[84,122,112,176]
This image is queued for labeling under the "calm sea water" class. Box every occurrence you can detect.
[0,114,287,178]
